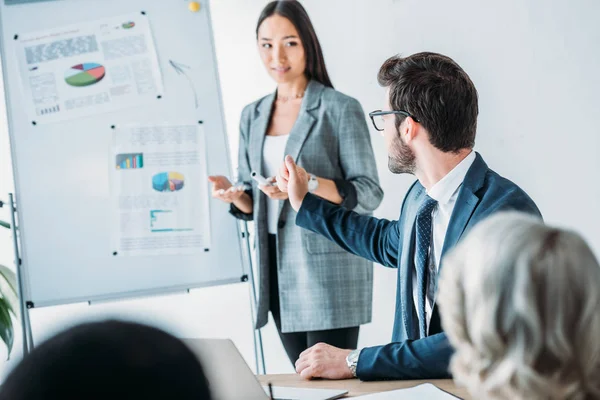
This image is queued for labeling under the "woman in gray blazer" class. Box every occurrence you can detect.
[208,0,383,366]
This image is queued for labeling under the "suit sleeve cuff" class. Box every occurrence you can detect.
[228,188,253,221]
[333,178,358,209]
[297,191,321,214]
[296,193,324,228]
[355,345,378,380]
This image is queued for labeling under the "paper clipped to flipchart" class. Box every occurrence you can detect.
[354,383,461,399]
[14,13,163,124]
[111,122,212,257]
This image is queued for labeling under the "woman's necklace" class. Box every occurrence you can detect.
[276,91,304,103]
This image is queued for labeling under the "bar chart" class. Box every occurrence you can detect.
[116,153,144,169]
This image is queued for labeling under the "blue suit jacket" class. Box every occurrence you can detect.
[296,153,542,380]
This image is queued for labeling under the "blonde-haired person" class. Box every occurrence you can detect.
[438,212,600,400]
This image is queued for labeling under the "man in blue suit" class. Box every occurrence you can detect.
[276,52,541,381]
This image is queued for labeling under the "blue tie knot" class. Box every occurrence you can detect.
[418,195,438,217]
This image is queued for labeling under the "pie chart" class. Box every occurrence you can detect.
[152,172,185,192]
[64,63,106,87]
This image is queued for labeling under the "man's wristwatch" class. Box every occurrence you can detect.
[308,173,319,193]
[346,349,361,377]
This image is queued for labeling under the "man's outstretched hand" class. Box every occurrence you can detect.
[277,155,309,212]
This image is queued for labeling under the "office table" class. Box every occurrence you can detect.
[257,374,470,398]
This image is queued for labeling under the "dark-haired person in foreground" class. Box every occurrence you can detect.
[0,320,211,400]
[277,52,542,380]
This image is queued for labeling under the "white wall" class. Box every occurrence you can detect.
[1,0,599,379]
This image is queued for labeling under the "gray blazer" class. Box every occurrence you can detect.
[231,80,383,332]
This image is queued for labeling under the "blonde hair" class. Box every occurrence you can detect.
[438,212,600,400]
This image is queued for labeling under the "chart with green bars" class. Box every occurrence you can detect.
[116,153,143,169]
[64,63,106,87]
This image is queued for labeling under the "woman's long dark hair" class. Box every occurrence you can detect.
[256,1,334,88]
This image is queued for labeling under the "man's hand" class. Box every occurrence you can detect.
[295,343,353,380]
[277,155,308,211]
[258,177,288,200]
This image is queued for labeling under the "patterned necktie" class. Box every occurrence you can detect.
[415,195,438,338]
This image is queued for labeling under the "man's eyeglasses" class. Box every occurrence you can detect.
[368,110,419,132]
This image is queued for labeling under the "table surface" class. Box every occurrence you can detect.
[257,374,471,399]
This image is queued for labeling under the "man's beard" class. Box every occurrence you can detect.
[388,134,416,174]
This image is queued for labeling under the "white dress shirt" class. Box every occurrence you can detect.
[412,151,476,334]
[262,134,289,234]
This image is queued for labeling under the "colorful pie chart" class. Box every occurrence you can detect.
[152,172,185,192]
[64,63,106,87]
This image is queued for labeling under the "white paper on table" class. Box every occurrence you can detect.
[14,13,163,124]
[110,123,211,257]
[354,383,461,400]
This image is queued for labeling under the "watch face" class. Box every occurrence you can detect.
[347,349,359,377]
[349,349,359,363]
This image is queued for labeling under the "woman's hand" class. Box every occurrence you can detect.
[208,175,246,204]
[259,177,289,200]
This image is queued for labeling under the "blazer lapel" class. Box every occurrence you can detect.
[400,184,425,339]
[283,80,322,163]
[429,153,489,335]
[277,81,322,221]
[249,93,275,175]
[439,152,488,266]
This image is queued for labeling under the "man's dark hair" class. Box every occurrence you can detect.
[378,52,478,152]
[0,320,212,400]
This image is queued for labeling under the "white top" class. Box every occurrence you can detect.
[262,134,290,234]
[412,150,476,334]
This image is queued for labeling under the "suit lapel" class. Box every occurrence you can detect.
[439,191,478,263]
[400,184,425,338]
[439,153,488,267]
[429,153,489,335]
[277,81,322,220]
[249,81,322,180]
[283,80,321,163]
[249,93,275,175]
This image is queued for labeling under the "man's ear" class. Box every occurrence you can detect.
[402,117,418,143]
